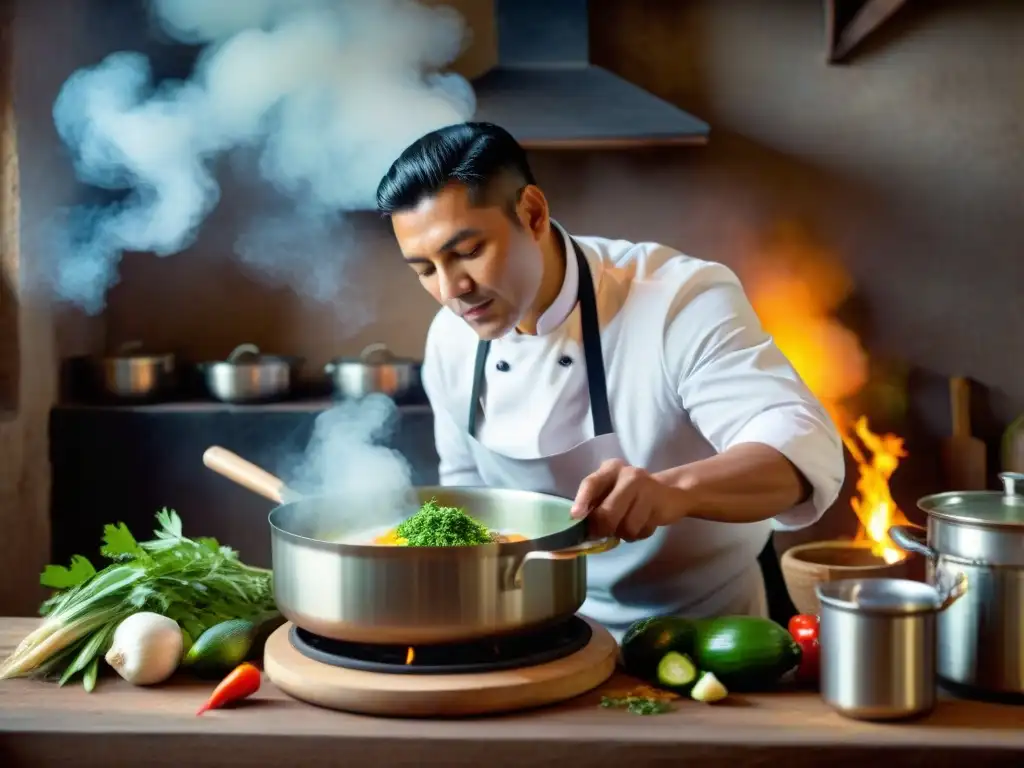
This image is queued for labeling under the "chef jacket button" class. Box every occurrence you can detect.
[558,355,573,367]
[495,360,511,372]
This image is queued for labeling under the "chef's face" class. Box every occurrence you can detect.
[390,181,549,339]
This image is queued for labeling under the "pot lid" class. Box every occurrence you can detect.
[917,472,1024,527]
[816,577,941,615]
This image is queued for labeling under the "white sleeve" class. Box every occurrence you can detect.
[664,264,845,530]
[421,318,485,487]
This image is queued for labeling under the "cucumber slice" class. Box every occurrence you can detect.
[656,651,697,690]
[691,671,729,703]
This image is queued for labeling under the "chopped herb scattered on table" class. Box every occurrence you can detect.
[395,498,493,547]
[600,685,678,715]
[600,694,674,715]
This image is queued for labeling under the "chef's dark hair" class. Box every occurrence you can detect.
[375,122,536,217]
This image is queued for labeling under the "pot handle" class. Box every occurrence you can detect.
[202,446,288,504]
[888,524,937,561]
[1001,471,1024,497]
[360,343,393,363]
[509,536,619,589]
[227,343,261,362]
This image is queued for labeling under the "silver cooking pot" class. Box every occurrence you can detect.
[199,343,302,403]
[96,341,176,400]
[202,446,618,645]
[324,343,420,399]
[889,471,1024,699]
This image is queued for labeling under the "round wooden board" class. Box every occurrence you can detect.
[264,616,619,717]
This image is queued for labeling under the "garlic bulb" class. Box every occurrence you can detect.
[104,612,184,686]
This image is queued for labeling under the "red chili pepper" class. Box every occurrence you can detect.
[196,662,262,716]
[788,614,820,684]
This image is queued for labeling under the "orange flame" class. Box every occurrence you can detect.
[406,647,415,665]
[744,224,908,563]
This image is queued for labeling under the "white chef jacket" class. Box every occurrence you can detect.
[421,224,845,631]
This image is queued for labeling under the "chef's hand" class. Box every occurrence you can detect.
[570,459,685,542]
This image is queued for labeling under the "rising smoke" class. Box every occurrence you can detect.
[278,394,417,533]
[47,0,476,314]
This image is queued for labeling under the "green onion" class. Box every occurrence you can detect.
[0,509,275,689]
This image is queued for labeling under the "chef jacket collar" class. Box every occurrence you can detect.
[517,219,579,337]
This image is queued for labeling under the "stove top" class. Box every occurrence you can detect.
[289,616,593,675]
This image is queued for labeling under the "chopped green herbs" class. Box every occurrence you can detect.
[600,694,674,715]
[395,498,493,547]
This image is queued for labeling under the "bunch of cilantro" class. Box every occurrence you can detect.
[0,508,276,690]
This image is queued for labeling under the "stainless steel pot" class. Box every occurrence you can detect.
[889,471,1024,698]
[816,574,966,721]
[325,343,420,399]
[202,446,618,645]
[200,343,302,403]
[96,341,176,400]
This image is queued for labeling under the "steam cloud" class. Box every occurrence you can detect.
[47,0,475,314]
[279,395,417,532]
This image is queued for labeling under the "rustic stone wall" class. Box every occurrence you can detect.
[0,1,54,616]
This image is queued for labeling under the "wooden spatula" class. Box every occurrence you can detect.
[940,377,987,490]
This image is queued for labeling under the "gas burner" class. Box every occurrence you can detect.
[289,616,593,675]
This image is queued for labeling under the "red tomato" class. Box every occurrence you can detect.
[788,614,820,642]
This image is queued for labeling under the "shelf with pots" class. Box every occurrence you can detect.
[56,341,428,412]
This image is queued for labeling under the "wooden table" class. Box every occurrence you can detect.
[1,618,1022,767]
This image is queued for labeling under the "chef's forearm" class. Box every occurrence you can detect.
[654,443,812,524]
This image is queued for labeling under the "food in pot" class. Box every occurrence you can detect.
[371,498,528,547]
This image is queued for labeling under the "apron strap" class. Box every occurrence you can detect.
[467,233,613,438]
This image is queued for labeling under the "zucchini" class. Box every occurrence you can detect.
[691,616,801,691]
[620,616,698,680]
[691,671,729,703]
[656,651,697,692]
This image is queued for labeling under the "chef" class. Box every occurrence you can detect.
[375,122,845,640]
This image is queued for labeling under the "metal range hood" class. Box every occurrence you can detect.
[469,0,710,149]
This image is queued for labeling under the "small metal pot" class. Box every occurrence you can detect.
[200,343,302,403]
[816,574,966,721]
[325,343,421,400]
[202,447,618,645]
[889,472,1024,700]
[96,341,176,401]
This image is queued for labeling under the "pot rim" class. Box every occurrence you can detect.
[816,577,942,616]
[100,352,175,364]
[266,486,586,556]
[200,355,303,370]
[325,356,421,368]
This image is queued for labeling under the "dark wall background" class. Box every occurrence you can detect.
[10,0,1024,577]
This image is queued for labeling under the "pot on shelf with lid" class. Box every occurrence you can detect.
[324,342,421,400]
[889,471,1024,700]
[199,343,303,403]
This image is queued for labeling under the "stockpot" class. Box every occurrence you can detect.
[202,446,618,645]
[199,343,302,403]
[889,471,1024,698]
[324,343,421,400]
[96,341,176,400]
